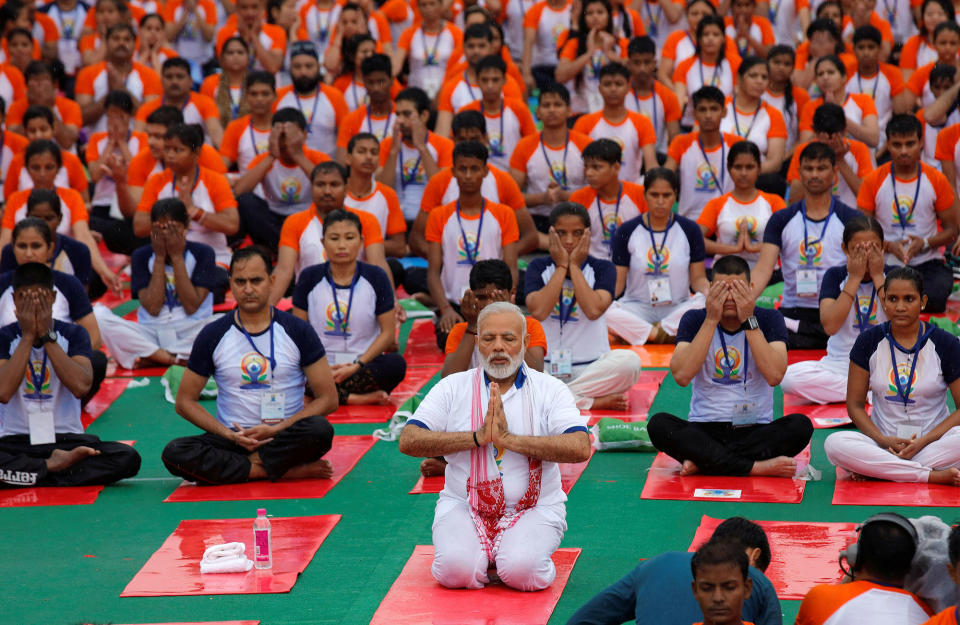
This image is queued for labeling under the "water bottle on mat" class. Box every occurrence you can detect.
[253,508,272,569]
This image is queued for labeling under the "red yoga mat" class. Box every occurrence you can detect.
[96,289,132,310]
[82,378,131,428]
[369,545,580,625]
[121,515,340,597]
[616,344,674,368]
[640,446,811,504]
[832,467,960,506]
[688,515,857,600]
[409,450,595,495]
[786,349,827,365]
[327,365,441,424]
[782,395,856,429]
[584,370,667,425]
[115,622,259,624]
[404,319,445,367]
[163,435,376,502]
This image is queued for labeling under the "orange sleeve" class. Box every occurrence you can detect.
[424,203,452,242]
[65,156,88,192]
[658,83,682,122]
[126,152,153,187]
[78,34,97,53]
[495,169,525,211]
[305,148,331,164]
[696,196,723,235]
[381,0,410,22]
[672,56,694,85]
[199,145,228,173]
[397,25,414,51]
[853,94,878,118]
[370,11,392,43]
[758,17,775,44]
[245,151,270,174]
[85,133,104,163]
[632,113,656,147]
[667,132,695,164]
[559,39,578,60]
[794,42,809,70]
[522,2,545,28]
[137,171,166,213]
[935,124,960,161]
[63,189,87,224]
[765,192,786,212]
[571,112,597,136]
[766,105,787,139]
[337,109,364,149]
[508,135,538,172]
[135,97,160,123]
[526,317,547,350]
[511,100,538,136]
[379,137,394,166]
[492,202,519,245]
[36,12,59,42]
[437,79,457,113]
[0,191,24,229]
[420,170,452,213]
[857,167,886,214]
[140,66,163,98]
[4,98,24,126]
[900,36,920,69]
[382,186,407,236]
[625,183,648,213]
[220,118,243,162]
[503,77,524,100]
[58,99,82,127]
[3,155,21,199]
[882,64,906,97]
[324,85,349,124]
[661,30,683,61]
[74,65,97,97]
[570,130,592,151]
[444,322,467,353]
[433,135,454,167]
[798,99,818,132]
[279,210,309,251]
[195,94,220,121]
[930,167,955,211]
[161,0,180,22]
[356,210,385,244]
[907,64,930,96]
[332,74,352,94]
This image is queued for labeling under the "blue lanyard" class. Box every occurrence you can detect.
[800,198,833,267]
[731,96,759,139]
[350,81,362,109]
[328,265,359,338]
[697,137,725,193]
[597,184,623,245]
[856,72,879,100]
[768,0,781,22]
[890,169,922,233]
[540,132,569,188]
[456,199,486,264]
[366,110,392,139]
[421,29,441,65]
[633,89,658,134]
[249,124,264,156]
[886,322,932,408]
[464,71,477,101]
[646,214,674,275]
[489,99,506,156]
[237,310,276,375]
[698,59,721,88]
[643,0,660,36]
[172,166,200,196]
[558,268,577,333]
[718,328,749,389]
[27,350,49,398]
[398,141,422,189]
[853,284,878,332]
[296,92,320,133]
[316,8,332,43]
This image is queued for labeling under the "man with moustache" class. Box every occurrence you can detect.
[398,301,590,591]
[274,41,348,157]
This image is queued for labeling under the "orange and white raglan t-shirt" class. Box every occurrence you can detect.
[419,165,526,214]
[2,187,86,236]
[279,205,384,278]
[573,110,656,184]
[697,190,785,265]
[509,130,592,215]
[667,131,742,220]
[719,98,787,156]
[456,97,537,171]
[796,581,931,625]
[344,181,407,239]
[786,139,874,208]
[75,61,162,133]
[246,148,331,216]
[569,181,647,259]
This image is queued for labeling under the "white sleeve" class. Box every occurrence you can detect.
[409,374,456,431]
[542,378,587,435]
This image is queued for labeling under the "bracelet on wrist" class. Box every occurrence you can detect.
[473,431,480,447]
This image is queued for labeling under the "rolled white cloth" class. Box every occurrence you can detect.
[200,542,253,574]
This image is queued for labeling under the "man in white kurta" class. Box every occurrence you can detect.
[399,302,590,591]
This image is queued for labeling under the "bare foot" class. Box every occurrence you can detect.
[591,393,629,411]
[929,468,960,486]
[679,460,699,476]
[750,456,798,478]
[46,446,100,472]
[847,471,874,482]
[347,390,390,405]
[420,457,447,477]
[608,330,630,346]
[283,458,334,480]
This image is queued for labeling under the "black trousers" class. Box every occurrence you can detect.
[161,415,334,485]
[778,305,829,350]
[89,206,149,256]
[914,258,954,314]
[336,352,407,404]
[0,433,141,488]
[236,193,286,253]
[647,413,813,476]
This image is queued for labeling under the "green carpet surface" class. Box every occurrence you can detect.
[2,326,957,624]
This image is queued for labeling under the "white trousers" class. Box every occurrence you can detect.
[94,303,210,369]
[605,293,705,345]
[824,427,960,482]
[781,358,848,405]
[568,349,644,410]
[431,500,566,591]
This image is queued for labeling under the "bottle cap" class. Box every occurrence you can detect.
[257,508,266,515]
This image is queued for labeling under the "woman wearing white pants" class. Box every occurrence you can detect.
[782,216,889,404]
[825,267,960,485]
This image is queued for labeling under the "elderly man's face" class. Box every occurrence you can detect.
[477,310,526,379]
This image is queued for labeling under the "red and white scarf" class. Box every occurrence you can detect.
[466,366,542,562]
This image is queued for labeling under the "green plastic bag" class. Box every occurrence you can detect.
[755,282,783,310]
[928,316,960,337]
[590,417,655,452]
[161,365,218,403]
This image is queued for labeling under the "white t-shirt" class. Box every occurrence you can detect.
[819,265,889,364]
[275,89,341,156]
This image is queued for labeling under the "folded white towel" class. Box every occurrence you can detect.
[202,542,246,562]
[200,555,253,574]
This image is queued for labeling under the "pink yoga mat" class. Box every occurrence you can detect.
[409,450,595,495]
[82,378,131,428]
[688,515,857,600]
[404,319,445,366]
[369,546,580,625]
[121,515,340,597]
[584,370,667,425]
[641,446,811,504]
[115,622,259,624]
[163,435,376,502]
[832,467,960,506]
[782,395,856,429]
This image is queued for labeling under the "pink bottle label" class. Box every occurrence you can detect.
[254,529,270,560]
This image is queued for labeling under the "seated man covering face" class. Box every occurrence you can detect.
[647,255,814,477]
[399,302,591,591]
[0,263,141,488]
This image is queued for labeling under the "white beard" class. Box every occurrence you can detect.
[481,350,523,379]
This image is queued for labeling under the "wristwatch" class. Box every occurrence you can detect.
[36,329,57,347]
[744,316,759,331]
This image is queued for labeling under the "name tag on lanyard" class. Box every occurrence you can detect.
[26,353,55,445]
[796,268,818,297]
[260,391,285,425]
[547,349,572,378]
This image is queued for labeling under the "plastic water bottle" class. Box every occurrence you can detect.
[253,508,272,569]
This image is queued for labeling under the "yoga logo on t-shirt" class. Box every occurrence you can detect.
[695,162,718,192]
[456,231,480,265]
[645,245,670,274]
[885,362,918,404]
[734,215,759,240]
[324,300,352,337]
[852,294,878,329]
[239,352,270,389]
[401,156,423,184]
[23,360,51,398]
[279,176,303,204]
[602,211,622,242]
[551,285,579,322]
[797,239,823,266]
[891,194,916,228]
[712,346,743,384]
